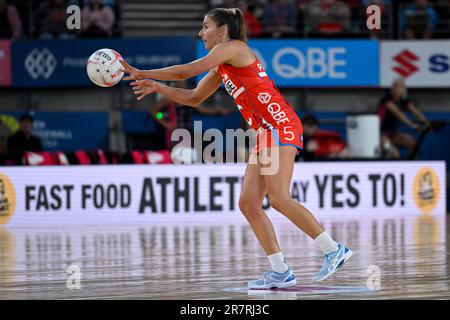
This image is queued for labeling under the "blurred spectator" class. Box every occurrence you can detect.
[435,0,450,38]
[378,78,432,159]
[6,115,42,157]
[361,0,391,5]
[35,0,73,39]
[297,0,315,12]
[70,0,116,7]
[209,0,235,8]
[305,0,351,37]
[148,80,230,151]
[0,0,22,39]
[0,119,10,155]
[80,0,115,38]
[300,114,346,161]
[0,114,18,157]
[237,1,263,38]
[400,0,438,39]
[262,0,297,38]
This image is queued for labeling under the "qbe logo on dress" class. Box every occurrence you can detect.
[0,174,16,225]
[257,92,271,104]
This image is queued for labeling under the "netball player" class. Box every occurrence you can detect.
[120,8,352,289]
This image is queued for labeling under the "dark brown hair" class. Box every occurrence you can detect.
[206,8,247,42]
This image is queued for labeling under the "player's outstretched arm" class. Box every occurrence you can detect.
[121,41,240,81]
[130,69,222,107]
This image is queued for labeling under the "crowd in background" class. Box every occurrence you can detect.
[0,0,447,164]
[210,0,450,39]
[1,0,450,40]
[0,0,119,40]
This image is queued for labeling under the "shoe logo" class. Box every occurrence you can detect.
[24,48,57,80]
[285,274,295,282]
[392,49,419,78]
[258,92,271,104]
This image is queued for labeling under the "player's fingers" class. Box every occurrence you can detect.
[137,93,148,100]
[119,59,131,69]
[123,76,135,81]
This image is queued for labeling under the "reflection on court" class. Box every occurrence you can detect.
[0,213,448,299]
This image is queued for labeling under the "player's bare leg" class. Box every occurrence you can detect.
[241,153,297,288]
[239,156,279,255]
[261,146,324,239]
[262,146,352,282]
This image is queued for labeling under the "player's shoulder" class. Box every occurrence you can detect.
[217,39,248,51]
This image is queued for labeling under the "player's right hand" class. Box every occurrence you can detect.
[130,79,158,101]
[120,59,144,81]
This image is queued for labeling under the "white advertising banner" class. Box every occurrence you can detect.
[380,41,450,87]
[0,161,446,226]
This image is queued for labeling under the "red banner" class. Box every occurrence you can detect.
[0,40,12,86]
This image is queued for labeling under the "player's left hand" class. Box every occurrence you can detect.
[130,79,158,100]
[120,59,144,81]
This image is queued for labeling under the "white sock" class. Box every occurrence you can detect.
[268,252,289,273]
[314,232,339,254]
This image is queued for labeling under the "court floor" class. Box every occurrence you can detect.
[0,213,448,300]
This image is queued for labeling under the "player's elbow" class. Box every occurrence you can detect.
[186,97,201,107]
[184,90,203,108]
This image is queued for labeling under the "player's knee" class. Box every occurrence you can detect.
[268,193,290,212]
[238,196,256,215]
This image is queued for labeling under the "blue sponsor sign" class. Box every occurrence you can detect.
[12,37,195,87]
[197,40,379,87]
[121,111,157,134]
[1,111,108,151]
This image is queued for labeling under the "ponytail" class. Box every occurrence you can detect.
[207,8,248,42]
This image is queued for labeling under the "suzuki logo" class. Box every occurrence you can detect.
[24,48,57,80]
[392,49,419,78]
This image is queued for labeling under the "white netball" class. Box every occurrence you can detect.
[86,48,124,87]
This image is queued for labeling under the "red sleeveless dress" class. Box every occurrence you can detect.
[217,56,303,154]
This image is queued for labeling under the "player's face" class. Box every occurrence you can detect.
[199,16,222,51]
